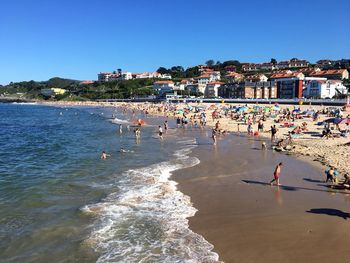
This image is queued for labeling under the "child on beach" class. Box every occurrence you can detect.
[270,162,283,186]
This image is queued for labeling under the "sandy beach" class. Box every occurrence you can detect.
[41,100,350,174]
[38,100,350,262]
[173,132,350,263]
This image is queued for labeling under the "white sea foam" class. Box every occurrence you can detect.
[111,117,130,124]
[82,143,220,263]
[11,102,38,105]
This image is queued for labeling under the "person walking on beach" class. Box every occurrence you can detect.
[212,128,217,145]
[176,117,181,128]
[158,126,163,140]
[257,119,264,133]
[164,120,168,132]
[270,162,283,186]
[270,125,277,142]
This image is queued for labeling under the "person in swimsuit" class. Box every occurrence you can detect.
[212,128,217,145]
[270,162,283,186]
[158,126,163,139]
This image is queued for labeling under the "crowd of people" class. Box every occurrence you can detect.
[98,101,350,190]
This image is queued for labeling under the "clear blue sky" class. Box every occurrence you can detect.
[0,0,349,84]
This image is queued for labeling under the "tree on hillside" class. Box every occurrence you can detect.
[270,58,277,65]
[205,59,215,67]
[117,68,122,75]
[222,60,242,72]
[171,66,184,72]
[156,67,170,74]
[185,66,200,78]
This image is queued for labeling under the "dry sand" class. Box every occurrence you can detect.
[173,132,350,263]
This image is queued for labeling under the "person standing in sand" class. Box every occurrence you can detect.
[270,162,283,186]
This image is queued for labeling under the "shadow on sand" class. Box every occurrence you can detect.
[242,180,297,191]
[242,180,349,194]
[306,208,350,220]
[303,178,324,183]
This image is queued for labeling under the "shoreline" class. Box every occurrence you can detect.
[36,100,350,176]
[173,132,350,263]
[28,100,350,262]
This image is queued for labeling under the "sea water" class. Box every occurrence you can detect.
[0,103,218,262]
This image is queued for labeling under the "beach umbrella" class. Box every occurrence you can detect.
[263,107,270,111]
[340,118,350,124]
[273,106,280,111]
[237,106,248,112]
[324,118,342,124]
[133,120,145,125]
[293,109,301,113]
[176,110,184,114]
[304,110,315,115]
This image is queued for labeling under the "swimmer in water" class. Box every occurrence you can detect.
[101,151,110,160]
[119,124,123,134]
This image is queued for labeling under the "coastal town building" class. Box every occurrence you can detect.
[195,71,221,85]
[153,80,175,95]
[98,71,171,82]
[309,69,349,80]
[226,72,244,83]
[205,82,224,97]
[219,81,277,99]
[242,63,258,72]
[245,74,268,82]
[98,72,113,82]
[270,72,305,99]
[179,79,194,90]
[258,63,276,71]
[108,72,132,81]
[298,67,321,76]
[277,59,310,69]
[242,59,309,72]
[41,88,66,97]
[224,65,237,73]
[316,60,335,69]
[304,79,348,99]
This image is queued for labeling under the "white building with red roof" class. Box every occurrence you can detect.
[153,80,175,94]
[305,79,347,98]
[310,69,349,80]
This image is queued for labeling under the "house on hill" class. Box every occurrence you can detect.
[153,80,175,95]
[245,74,268,82]
[310,69,349,80]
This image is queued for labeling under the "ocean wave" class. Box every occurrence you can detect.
[11,102,38,105]
[111,117,130,124]
[81,145,220,263]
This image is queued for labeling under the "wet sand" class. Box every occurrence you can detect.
[173,132,350,263]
